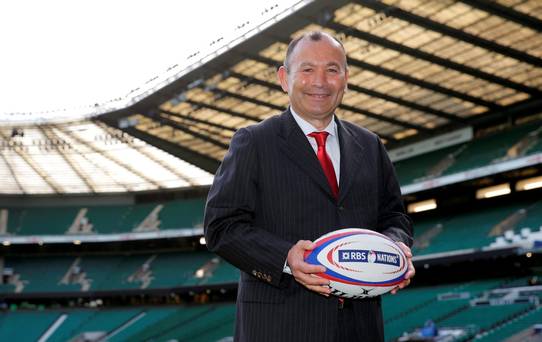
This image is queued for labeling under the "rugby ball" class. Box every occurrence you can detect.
[304,228,408,299]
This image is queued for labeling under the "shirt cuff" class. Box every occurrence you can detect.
[283,259,292,274]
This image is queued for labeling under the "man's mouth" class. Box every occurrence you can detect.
[306,93,330,99]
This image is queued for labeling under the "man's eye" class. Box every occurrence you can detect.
[302,68,313,72]
[328,68,339,73]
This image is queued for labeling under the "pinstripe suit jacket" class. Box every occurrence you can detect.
[204,110,412,342]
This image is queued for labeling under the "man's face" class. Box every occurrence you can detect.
[278,37,348,122]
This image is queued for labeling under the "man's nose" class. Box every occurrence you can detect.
[311,68,326,86]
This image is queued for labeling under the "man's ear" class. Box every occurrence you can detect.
[277,66,289,93]
[344,67,349,91]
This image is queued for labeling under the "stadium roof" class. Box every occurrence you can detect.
[0,121,213,194]
[98,0,542,174]
[2,0,542,194]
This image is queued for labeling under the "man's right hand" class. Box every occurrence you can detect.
[287,240,331,296]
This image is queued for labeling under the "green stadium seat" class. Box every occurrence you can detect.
[0,310,60,341]
[394,144,464,186]
[5,256,79,293]
[139,304,236,342]
[124,305,212,341]
[2,198,207,236]
[108,307,179,341]
[57,308,141,340]
[395,123,542,187]
[476,306,542,342]
[47,310,96,342]
[383,279,507,341]
[7,207,78,235]
[439,303,532,332]
[413,201,531,256]
[0,251,238,294]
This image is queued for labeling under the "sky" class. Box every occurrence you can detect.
[0,0,301,122]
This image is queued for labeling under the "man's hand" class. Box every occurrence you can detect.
[287,240,331,296]
[390,242,415,295]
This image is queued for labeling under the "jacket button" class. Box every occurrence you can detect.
[338,206,345,211]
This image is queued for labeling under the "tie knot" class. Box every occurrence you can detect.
[308,131,329,147]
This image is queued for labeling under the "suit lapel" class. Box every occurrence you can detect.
[277,111,336,199]
[337,119,364,204]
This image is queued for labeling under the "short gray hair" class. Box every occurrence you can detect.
[283,31,346,71]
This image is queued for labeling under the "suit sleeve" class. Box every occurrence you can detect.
[376,138,414,247]
[204,128,293,287]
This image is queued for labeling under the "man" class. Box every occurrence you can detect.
[204,31,414,342]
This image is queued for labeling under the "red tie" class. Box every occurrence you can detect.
[308,131,339,199]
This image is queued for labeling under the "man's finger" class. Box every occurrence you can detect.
[305,284,331,296]
[405,268,415,279]
[297,261,326,275]
[398,279,410,289]
[391,281,406,294]
[396,242,413,258]
[390,277,411,294]
[294,272,330,286]
[296,240,316,251]
[288,257,326,275]
[404,258,416,280]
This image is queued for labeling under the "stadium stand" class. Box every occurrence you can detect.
[2,194,540,259]
[444,125,541,176]
[107,307,180,341]
[1,278,538,341]
[0,195,539,296]
[0,252,238,294]
[132,305,236,342]
[1,198,205,236]
[476,307,542,342]
[64,308,142,340]
[413,199,542,256]
[383,279,501,341]
[439,303,533,333]
[0,304,236,341]
[395,123,542,186]
[8,207,79,236]
[383,277,542,341]
[394,144,464,186]
[0,310,59,341]
[47,310,98,342]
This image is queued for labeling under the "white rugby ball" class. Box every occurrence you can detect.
[304,228,408,298]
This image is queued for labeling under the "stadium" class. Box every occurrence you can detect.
[1,0,541,341]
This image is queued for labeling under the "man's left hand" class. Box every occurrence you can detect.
[390,242,415,295]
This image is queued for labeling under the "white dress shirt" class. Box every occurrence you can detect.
[290,107,341,185]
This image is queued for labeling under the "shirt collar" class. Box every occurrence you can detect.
[290,106,337,137]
